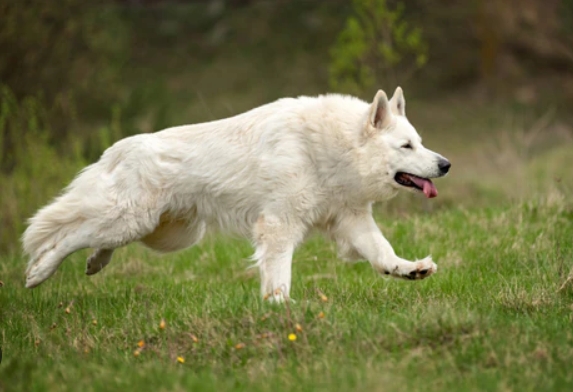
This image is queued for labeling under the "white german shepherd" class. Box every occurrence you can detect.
[23,87,450,301]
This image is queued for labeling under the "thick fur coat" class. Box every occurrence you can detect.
[23,87,450,301]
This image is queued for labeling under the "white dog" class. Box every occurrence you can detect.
[23,87,450,301]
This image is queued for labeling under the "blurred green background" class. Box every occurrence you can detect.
[1,0,573,253]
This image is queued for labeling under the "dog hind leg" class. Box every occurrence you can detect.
[24,204,160,288]
[85,213,207,277]
[252,213,305,302]
[85,248,115,276]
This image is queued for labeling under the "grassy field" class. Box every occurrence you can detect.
[1,101,573,391]
[2,2,573,390]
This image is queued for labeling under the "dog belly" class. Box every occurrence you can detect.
[140,211,205,252]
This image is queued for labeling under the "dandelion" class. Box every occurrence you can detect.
[92,319,97,326]
[235,343,246,350]
[133,349,141,357]
[288,333,297,341]
[137,340,145,348]
[177,356,185,364]
[295,323,303,332]
[159,319,166,330]
[318,311,325,319]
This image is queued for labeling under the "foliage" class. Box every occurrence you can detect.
[0,0,128,101]
[0,86,121,253]
[0,0,129,141]
[329,0,428,94]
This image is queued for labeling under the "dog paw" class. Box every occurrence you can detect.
[85,253,102,275]
[406,257,437,280]
[86,249,113,276]
[262,288,295,304]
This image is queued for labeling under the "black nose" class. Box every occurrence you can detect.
[438,158,451,174]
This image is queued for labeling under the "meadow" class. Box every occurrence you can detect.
[1,95,572,391]
[1,2,573,391]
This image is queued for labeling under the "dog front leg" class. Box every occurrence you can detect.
[257,246,294,303]
[253,214,303,302]
[336,212,437,280]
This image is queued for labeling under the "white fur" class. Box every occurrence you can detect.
[22,87,449,301]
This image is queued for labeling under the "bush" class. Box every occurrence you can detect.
[0,86,118,253]
[0,0,129,147]
[328,0,427,94]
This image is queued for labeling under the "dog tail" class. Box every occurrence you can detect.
[23,138,158,287]
[22,162,103,287]
[23,195,78,260]
[22,193,83,285]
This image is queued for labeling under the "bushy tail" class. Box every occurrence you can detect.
[22,141,160,287]
[22,191,89,285]
[23,195,81,264]
[23,160,104,274]
[22,162,104,287]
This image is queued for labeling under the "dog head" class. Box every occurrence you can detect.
[361,87,450,199]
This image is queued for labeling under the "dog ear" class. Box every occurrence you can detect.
[369,90,391,129]
[390,86,405,116]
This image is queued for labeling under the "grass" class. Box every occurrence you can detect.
[2,75,573,392]
[2,2,573,390]
[1,189,573,391]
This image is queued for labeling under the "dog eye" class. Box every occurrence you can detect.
[401,143,413,149]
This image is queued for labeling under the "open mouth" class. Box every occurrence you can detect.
[394,172,438,198]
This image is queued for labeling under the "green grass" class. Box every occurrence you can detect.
[2,2,573,390]
[2,86,573,391]
[1,196,573,391]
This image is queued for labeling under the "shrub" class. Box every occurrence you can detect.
[328,0,427,94]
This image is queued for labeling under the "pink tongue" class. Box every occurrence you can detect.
[410,176,438,198]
